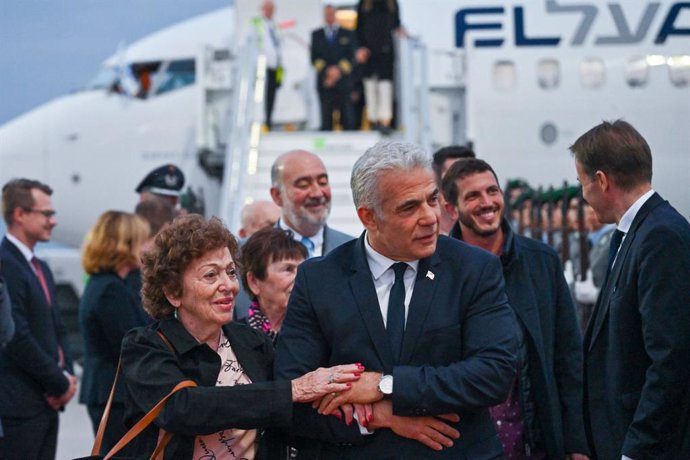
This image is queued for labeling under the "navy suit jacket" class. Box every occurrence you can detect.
[79,271,150,407]
[0,237,73,418]
[274,234,519,458]
[583,193,690,459]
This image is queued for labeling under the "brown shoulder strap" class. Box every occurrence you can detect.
[104,379,197,459]
[91,328,195,459]
[156,330,174,352]
[91,360,121,455]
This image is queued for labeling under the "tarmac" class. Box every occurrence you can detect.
[57,398,93,460]
[55,364,95,460]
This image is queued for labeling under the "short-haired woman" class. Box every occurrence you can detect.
[119,215,361,459]
[241,227,307,344]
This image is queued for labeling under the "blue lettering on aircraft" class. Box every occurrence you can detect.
[455,2,690,48]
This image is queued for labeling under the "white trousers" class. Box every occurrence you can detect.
[363,77,393,124]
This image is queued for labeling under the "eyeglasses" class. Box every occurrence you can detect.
[25,209,57,218]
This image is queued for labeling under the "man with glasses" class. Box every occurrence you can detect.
[0,179,76,460]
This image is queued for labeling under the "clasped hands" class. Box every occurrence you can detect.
[311,371,461,451]
[324,65,342,88]
[45,372,77,411]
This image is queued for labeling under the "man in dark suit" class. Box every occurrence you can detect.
[0,269,16,446]
[0,179,76,460]
[274,141,518,458]
[311,4,357,131]
[572,120,690,459]
[442,158,589,459]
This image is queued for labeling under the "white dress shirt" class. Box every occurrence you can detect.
[262,18,281,69]
[612,189,654,268]
[363,232,419,326]
[5,233,38,274]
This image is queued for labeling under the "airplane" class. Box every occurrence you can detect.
[1,0,688,306]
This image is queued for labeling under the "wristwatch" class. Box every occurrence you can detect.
[378,374,393,397]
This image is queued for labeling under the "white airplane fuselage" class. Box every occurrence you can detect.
[1,0,688,255]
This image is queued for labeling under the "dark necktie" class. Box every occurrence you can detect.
[31,256,52,305]
[387,263,407,363]
[327,27,336,44]
[603,229,625,286]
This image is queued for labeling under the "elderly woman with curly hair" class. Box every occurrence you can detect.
[78,210,150,452]
[240,227,307,344]
[119,215,362,459]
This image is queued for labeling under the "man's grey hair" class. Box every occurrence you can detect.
[270,160,282,189]
[351,141,431,214]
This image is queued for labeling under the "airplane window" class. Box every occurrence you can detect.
[83,67,119,91]
[579,58,605,89]
[625,57,649,88]
[494,61,516,91]
[668,55,690,88]
[154,59,196,96]
[537,59,560,90]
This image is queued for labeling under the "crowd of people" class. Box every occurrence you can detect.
[257,0,404,133]
[1,119,689,460]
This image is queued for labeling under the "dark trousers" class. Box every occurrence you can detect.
[0,410,58,460]
[87,402,127,455]
[265,68,280,130]
[318,87,355,131]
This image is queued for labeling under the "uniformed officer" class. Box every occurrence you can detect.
[311,4,358,131]
[135,164,185,208]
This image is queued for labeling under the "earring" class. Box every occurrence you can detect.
[174,308,179,320]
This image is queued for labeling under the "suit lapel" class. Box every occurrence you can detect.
[399,252,441,363]
[1,237,51,309]
[349,236,393,366]
[586,193,663,351]
[323,226,332,254]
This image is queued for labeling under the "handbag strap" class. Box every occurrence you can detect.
[104,379,197,459]
[91,360,122,455]
[90,328,197,459]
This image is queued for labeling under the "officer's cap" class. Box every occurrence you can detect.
[135,164,185,197]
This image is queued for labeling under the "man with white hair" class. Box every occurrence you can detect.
[275,141,518,458]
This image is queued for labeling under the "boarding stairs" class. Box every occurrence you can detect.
[199,33,464,233]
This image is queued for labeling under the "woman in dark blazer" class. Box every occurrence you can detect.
[78,210,151,452]
[119,215,361,459]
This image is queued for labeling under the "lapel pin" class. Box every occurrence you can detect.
[426,270,435,280]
